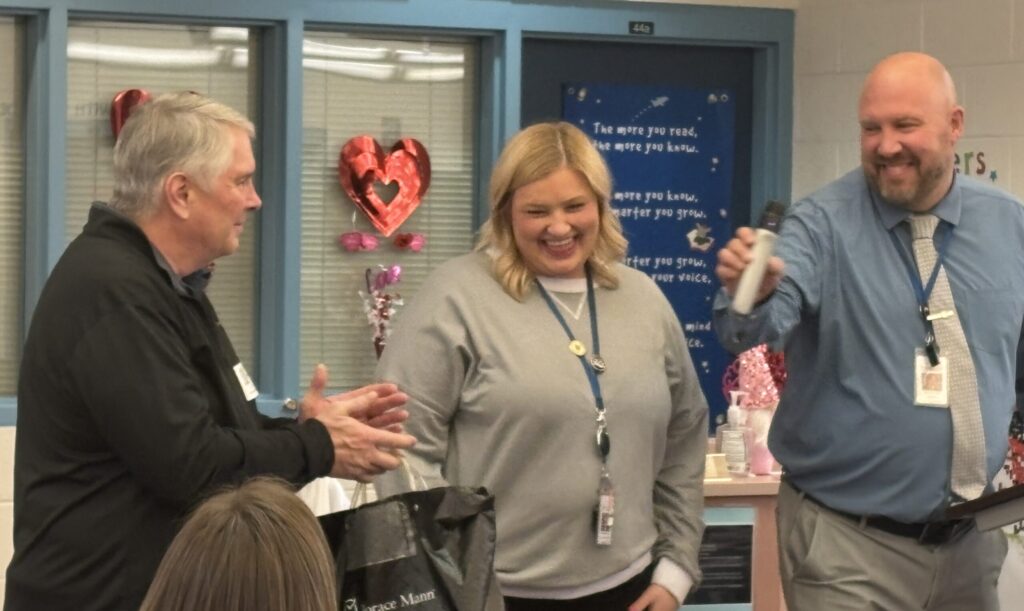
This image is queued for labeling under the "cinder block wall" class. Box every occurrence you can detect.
[793,0,1024,202]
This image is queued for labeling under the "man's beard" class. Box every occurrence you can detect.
[865,154,949,211]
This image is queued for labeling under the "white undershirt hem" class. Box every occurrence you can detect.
[501,553,651,600]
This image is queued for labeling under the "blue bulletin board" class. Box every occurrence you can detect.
[563,83,735,421]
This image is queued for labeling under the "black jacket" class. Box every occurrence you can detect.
[5,205,333,610]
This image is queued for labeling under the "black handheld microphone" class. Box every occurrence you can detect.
[731,200,787,314]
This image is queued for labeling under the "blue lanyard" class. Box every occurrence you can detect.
[887,220,955,365]
[535,267,604,412]
[535,267,611,462]
[887,221,954,307]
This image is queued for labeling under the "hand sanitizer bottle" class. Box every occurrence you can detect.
[722,391,751,477]
[713,413,727,453]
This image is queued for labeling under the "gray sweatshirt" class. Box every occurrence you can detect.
[375,252,708,591]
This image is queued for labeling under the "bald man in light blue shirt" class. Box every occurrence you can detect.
[715,52,1022,611]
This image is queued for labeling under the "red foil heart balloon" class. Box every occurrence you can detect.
[338,136,431,237]
[110,89,152,140]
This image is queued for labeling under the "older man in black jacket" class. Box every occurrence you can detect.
[5,93,415,611]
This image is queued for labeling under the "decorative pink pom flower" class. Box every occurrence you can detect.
[393,232,425,252]
[361,265,404,359]
[371,265,402,291]
[338,231,378,252]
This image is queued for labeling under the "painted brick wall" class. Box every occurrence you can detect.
[793,0,1024,202]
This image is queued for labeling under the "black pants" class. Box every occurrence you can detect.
[503,564,654,611]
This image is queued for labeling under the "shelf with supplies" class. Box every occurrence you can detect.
[704,452,782,497]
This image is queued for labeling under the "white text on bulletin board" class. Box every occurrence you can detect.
[563,83,736,420]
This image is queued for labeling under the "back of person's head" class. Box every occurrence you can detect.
[139,477,336,611]
[477,121,627,299]
[111,91,255,220]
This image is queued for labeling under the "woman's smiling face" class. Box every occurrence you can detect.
[509,166,600,279]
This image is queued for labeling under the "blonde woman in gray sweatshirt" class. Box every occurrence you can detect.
[377,121,709,611]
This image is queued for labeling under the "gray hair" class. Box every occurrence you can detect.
[110,92,255,219]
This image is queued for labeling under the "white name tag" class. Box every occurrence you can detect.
[914,349,949,408]
[233,362,259,401]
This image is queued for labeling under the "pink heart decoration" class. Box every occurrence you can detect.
[338,136,431,237]
[110,89,152,140]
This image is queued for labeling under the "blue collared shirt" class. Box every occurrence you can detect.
[714,169,1024,522]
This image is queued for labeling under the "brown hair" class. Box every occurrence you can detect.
[476,121,627,299]
[139,477,335,611]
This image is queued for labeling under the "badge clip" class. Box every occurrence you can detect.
[926,310,954,322]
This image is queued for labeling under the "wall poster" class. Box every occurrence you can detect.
[563,83,736,420]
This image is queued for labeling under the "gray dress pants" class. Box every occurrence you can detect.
[777,480,1007,611]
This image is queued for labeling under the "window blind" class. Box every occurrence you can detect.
[65,22,260,375]
[300,32,478,390]
[0,17,24,394]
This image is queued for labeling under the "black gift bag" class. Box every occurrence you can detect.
[319,485,504,611]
